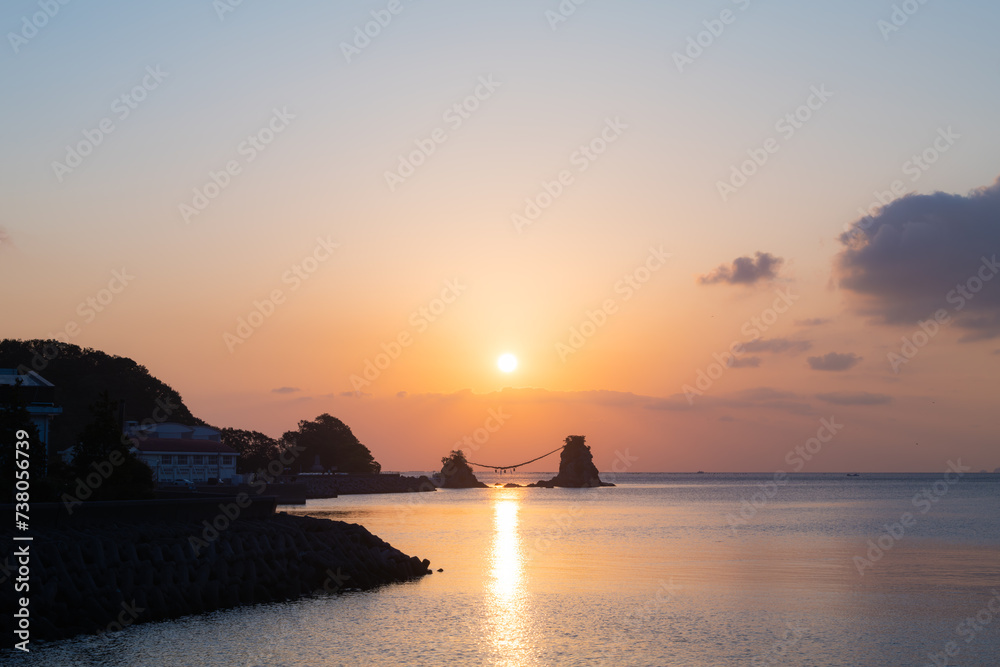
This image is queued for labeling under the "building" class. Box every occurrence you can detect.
[126,421,240,484]
[0,368,63,462]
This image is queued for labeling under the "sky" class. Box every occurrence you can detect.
[2,0,999,473]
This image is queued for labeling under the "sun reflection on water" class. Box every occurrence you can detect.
[486,490,537,665]
[491,499,521,600]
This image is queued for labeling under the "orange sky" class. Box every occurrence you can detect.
[3,1,1000,472]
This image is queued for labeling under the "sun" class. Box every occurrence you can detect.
[497,353,518,373]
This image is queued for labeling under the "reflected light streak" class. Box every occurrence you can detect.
[491,498,522,600]
[486,491,537,665]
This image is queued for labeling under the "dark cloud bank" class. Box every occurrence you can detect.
[837,176,1000,339]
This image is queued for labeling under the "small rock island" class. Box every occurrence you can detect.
[435,436,615,489]
[531,436,615,488]
[436,450,488,488]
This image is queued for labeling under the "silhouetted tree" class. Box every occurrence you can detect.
[70,392,154,501]
[281,414,381,474]
[0,380,46,502]
[220,428,282,473]
[441,449,469,469]
[0,339,203,455]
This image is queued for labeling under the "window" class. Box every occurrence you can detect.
[161,455,172,465]
[192,455,203,465]
[222,456,234,466]
[176,455,188,465]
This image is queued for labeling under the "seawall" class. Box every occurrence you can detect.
[301,473,436,497]
[1,499,431,642]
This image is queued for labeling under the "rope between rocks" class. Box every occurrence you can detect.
[466,445,566,471]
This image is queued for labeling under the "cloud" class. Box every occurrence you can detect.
[271,386,300,394]
[649,387,815,416]
[0,226,15,253]
[340,391,371,398]
[744,338,812,354]
[815,391,891,405]
[398,386,815,417]
[725,387,814,415]
[795,318,830,326]
[836,176,1000,339]
[730,356,761,368]
[807,352,862,371]
[698,252,783,286]
[734,387,797,401]
[396,391,407,398]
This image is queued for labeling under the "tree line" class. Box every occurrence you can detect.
[0,340,381,503]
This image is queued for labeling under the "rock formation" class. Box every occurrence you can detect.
[532,436,614,488]
[437,450,487,488]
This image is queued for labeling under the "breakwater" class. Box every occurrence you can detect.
[301,473,436,497]
[1,499,430,642]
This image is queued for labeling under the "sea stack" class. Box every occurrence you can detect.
[533,436,614,488]
[437,450,488,488]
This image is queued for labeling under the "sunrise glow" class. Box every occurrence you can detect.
[497,354,518,374]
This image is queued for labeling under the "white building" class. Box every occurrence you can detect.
[0,369,63,464]
[126,421,240,484]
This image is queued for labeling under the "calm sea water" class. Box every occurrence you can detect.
[9,473,1000,666]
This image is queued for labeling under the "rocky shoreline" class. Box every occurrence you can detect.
[1,511,430,642]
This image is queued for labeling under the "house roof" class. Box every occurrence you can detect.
[0,369,54,387]
[125,422,220,441]
[133,438,237,454]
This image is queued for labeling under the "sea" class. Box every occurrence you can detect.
[8,472,1000,666]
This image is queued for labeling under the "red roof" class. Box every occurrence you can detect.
[133,438,237,454]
